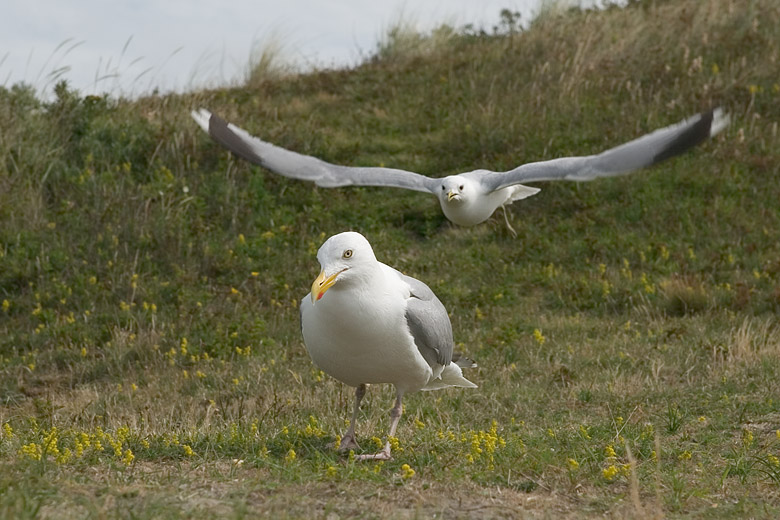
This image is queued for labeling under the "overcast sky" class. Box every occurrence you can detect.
[2,0,610,98]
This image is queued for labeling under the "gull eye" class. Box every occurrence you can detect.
[459,184,464,191]
[441,185,446,191]
[342,249,353,259]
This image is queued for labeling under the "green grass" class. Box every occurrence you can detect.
[2,0,780,517]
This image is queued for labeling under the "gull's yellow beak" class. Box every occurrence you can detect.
[447,190,458,202]
[311,269,344,304]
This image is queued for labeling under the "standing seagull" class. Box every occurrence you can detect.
[300,231,477,460]
[192,108,728,231]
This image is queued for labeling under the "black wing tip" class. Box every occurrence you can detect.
[205,111,229,136]
[202,112,264,166]
[652,109,716,164]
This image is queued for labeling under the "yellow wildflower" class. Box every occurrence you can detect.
[742,429,754,448]
[109,436,123,457]
[285,448,296,463]
[605,444,617,459]
[388,436,402,453]
[56,448,72,465]
[400,463,415,479]
[122,449,135,465]
[21,443,43,460]
[470,432,482,459]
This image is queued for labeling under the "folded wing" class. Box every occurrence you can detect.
[396,270,454,369]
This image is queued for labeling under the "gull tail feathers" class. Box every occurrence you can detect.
[508,184,541,203]
[421,362,477,391]
[710,108,730,137]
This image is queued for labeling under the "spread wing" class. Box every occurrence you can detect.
[395,271,453,369]
[480,108,728,192]
[192,109,438,194]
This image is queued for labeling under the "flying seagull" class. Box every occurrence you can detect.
[300,231,477,460]
[192,108,728,231]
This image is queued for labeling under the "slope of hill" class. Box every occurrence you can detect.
[1,0,779,517]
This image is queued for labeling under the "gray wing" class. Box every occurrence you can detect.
[192,109,438,194]
[395,270,453,369]
[480,108,728,192]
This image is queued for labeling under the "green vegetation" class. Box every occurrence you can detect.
[2,0,779,517]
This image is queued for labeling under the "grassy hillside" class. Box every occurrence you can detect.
[1,0,780,517]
